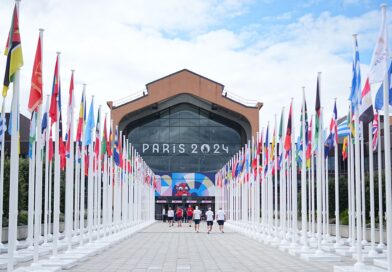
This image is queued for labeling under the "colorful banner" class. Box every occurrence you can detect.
[155,172,215,197]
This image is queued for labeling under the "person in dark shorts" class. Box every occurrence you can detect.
[193,206,202,233]
[205,207,214,234]
[167,207,174,227]
[186,205,194,227]
[176,207,183,227]
[216,207,226,233]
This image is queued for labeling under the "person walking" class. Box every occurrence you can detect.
[216,207,225,233]
[205,207,214,234]
[167,207,174,227]
[186,205,194,227]
[162,207,167,223]
[193,206,202,233]
[176,206,184,227]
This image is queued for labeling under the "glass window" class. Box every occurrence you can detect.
[125,103,246,173]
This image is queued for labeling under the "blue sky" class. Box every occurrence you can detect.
[0,0,388,131]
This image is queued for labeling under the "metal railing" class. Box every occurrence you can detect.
[112,89,147,108]
[221,90,259,107]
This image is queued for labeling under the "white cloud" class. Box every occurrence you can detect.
[0,0,385,141]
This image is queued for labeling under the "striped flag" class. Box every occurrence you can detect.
[330,101,338,145]
[359,77,374,125]
[349,36,361,110]
[2,5,23,97]
[65,72,74,158]
[284,102,292,151]
[372,112,379,151]
[342,136,348,160]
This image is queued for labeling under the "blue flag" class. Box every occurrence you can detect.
[375,62,392,111]
[324,133,334,158]
[85,97,95,146]
[113,127,120,166]
[349,37,361,110]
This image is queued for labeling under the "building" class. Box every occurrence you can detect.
[108,69,262,218]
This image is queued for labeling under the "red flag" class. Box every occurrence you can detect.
[284,102,292,151]
[66,72,74,157]
[28,34,42,112]
[49,55,60,123]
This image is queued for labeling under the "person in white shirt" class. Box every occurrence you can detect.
[205,207,214,234]
[167,207,174,227]
[216,207,225,233]
[192,206,202,233]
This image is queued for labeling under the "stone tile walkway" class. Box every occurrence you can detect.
[68,222,342,272]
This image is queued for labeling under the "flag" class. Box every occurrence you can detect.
[94,108,101,156]
[85,97,95,146]
[375,62,392,111]
[284,102,292,151]
[359,77,374,125]
[59,111,66,170]
[65,72,74,158]
[306,118,312,168]
[372,112,379,151]
[48,129,54,161]
[3,5,23,97]
[315,74,321,146]
[330,101,338,145]
[349,36,361,110]
[369,5,388,84]
[28,35,42,112]
[28,112,36,159]
[108,126,113,157]
[102,115,108,156]
[76,90,85,143]
[49,55,60,123]
[324,131,334,158]
[342,136,348,160]
[113,127,120,166]
[337,119,350,137]
[0,107,6,149]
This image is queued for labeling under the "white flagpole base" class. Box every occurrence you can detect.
[334,265,386,272]
[300,252,342,262]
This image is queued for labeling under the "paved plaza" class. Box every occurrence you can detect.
[67,222,346,272]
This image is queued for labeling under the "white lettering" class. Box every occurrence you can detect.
[153,144,159,153]
[142,144,150,153]
[172,144,176,153]
[191,144,198,153]
[162,144,169,153]
[179,144,185,153]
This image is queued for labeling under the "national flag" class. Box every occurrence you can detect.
[342,136,348,160]
[94,107,101,156]
[284,102,292,151]
[270,124,276,162]
[0,106,6,149]
[49,55,60,123]
[108,125,113,157]
[28,112,36,159]
[85,97,95,146]
[374,62,392,111]
[28,34,42,112]
[76,90,85,143]
[359,77,374,125]
[101,115,108,156]
[306,118,312,168]
[372,112,379,151]
[330,101,338,145]
[65,72,74,158]
[324,131,334,158]
[48,129,54,161]
[349,35,361,110]
[59,111,66,170]
[337,119,350,137]
[368,5,388,84]
[113,127,120,166]
[3,5,23,97]
[315,74,321,145]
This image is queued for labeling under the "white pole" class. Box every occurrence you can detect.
[380,5,392,271]
[43,96,50,244]
[7,66,20,272]
[52,52,61,256]
[368,122,377,256]
[65,70,75,251]
[360,122,366,244]
[27,113,36,249]
[79,85,86,246]
[0,99,6,250]
[33,101,43,262]
[97,106,102,236]
[316,74,323,255]
[334,99,340,246]
[291,99,298,246]
[377,111,384,249]
[301,88,308,249]
[87,96,94,243]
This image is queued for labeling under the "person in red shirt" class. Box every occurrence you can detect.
[186,205,194,227]
[176,207,183,227]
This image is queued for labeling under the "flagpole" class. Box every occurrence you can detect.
[301,88,308,249]
[87,96,94,243]
[352,34,363,267]
[0,98,6,250]
[79,84,86,246]
[65,70,75,252]
[291,98,298,247]
[97,106,102,236]
[27,113,36,249]
[377,111,384,249]
[43,96,50,244]
[379,5,392,271]
[360,122,367,245]
[333,99,341,247]
[7,66,20,272]
[368,121,377,256]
